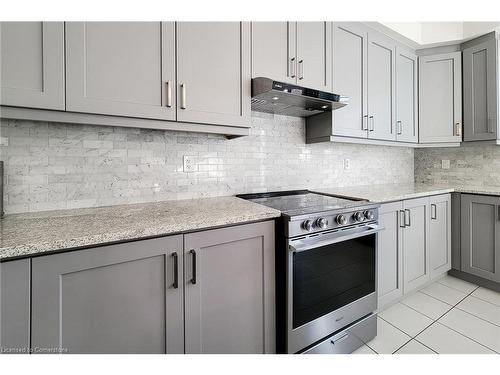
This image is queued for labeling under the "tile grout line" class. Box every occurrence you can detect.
[399,298,453,322]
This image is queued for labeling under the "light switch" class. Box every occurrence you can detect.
[441,160,450,169]
[343,158,350,170]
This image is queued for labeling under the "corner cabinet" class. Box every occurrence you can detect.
[419,52,462,144]
[0,22,65,110]
[176,22,251,127]
[461,194,500,282]
[66,22,176,120]
[462,35,499,141]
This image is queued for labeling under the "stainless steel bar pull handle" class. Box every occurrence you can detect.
[431,204,437,220]
[363,115,369,131]
[397,120,402,135]
[180,83,187,109]
[369,116,374,131]
[399,210,406,228]
[330,332,349,345]
[166,81,172,108]
[455,122,462,137]
[404,209,411,227]
[298,59,304,80]
[290,57,296,78]
[172,252,179,289]
[190,249,197,285]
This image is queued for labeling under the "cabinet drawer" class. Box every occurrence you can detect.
[302,314,376,354]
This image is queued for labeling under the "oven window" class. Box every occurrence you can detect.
[292,233,375,329]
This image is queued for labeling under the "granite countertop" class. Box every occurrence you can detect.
[0,197,281,261]
[316,182,500,204]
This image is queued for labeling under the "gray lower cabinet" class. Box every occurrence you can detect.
[402,197,430,293]
[31,236,184,354]
[461,194,500,282]
[251,22,296,84]
[395,46,418,143]
[184,221,275,354]
[176,22,251,127]
[419,52,462,143]
[65,22,176,120]
[331,22,369,139]
[367,31,396,141]
[429,194,452,278]
[463,35,498,141]
[0,22,65,110]
[0,259,31,353]
[377,201,404,308]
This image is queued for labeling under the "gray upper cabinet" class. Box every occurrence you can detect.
[429,194,452,278]
[395,47,418,143]
[403,197,430,293]
[295,22,332,92]
[419,52,462,143]
[331,22,368,138]
[0,22,65,110]
[463,37,498,141]
[176,22,251,127]
[184,221,275,354]
[31,236,184,354]
[1,259,31,353]
[377,201,404,308]
[251,22,296,83]
[65,22,175,120]
[461,194,500,282]
[367,31,396,141]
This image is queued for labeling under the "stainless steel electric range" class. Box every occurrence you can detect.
[237,190,382,354]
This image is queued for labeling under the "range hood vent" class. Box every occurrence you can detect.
[251,77,348,118]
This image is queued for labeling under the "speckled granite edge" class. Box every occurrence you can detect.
[0,197,281,261]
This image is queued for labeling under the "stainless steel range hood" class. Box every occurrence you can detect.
[251,77,348,118]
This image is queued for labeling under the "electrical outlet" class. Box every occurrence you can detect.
[183,155,196,172]
[343,158,350,170]
[441,159,450,169]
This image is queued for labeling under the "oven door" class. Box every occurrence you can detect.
[287,224,382,353]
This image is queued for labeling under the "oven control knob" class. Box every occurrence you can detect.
[316,217,328,229]
[302,220,314,231]
[354,211,365,222]
[336,214,347,225]
[364,210,375,221]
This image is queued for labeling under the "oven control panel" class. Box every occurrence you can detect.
[288,207,379,237]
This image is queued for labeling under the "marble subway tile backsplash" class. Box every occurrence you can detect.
[0,113,414,214]
[415,144,500,186]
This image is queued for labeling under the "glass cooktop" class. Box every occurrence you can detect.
[237,190,368,217]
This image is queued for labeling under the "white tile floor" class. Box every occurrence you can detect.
[353,275,500,354]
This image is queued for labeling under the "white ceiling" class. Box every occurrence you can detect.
[381,22,500,45]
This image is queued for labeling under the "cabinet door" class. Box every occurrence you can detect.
[176,22,251,127]
[296,22,332,92]
[429,194,452,278]
[396,47,418,143]
[0,259,31,353]
[251,22,296,83]
[403,197,430,293]
[419,52,462,143]
[461,194,500,282]
[331,22,368,138]
[31,236,184,354]
[184,221,275,354]
[66,22,175,120]
[463,38,498,141]
[367,31,396,141]
[377,201,404,309]
[0,22,64,110]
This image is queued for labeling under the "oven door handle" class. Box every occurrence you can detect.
[289,224,384,253]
